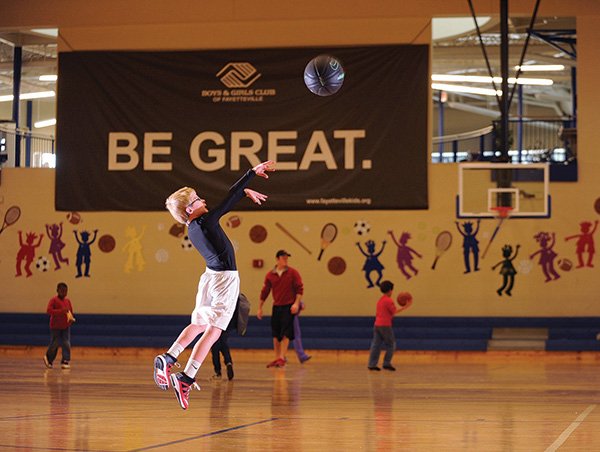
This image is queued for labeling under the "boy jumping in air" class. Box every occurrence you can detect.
[154,160,274,409]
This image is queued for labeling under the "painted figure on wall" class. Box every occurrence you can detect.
[45,222,69,270]
[491,244,520,296]
[387,231,422,280]
[356,239,387,288]
[15,231,44,277]
[123,225,146,273]
[455,220,481,273]
[565,220,598,268]
[74,229,98,278]
[530,231,560,282]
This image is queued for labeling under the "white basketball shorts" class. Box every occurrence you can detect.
[191,268,240,330]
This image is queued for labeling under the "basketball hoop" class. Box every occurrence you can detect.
[490,206,513,219]
[482,206,513,259]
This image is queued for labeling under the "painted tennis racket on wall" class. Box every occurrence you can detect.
[0,205,21,235]
[318,223,338,261]
[431,230,452,269]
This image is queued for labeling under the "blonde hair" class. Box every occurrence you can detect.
[165,187,194,224]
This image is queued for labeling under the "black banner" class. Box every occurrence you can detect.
[56,45,429,211]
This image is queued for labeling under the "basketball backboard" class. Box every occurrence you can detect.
[457,162,551,219]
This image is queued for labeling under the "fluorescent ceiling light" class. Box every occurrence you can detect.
[432,83,501,96]
[432,74,553,86]
[21,91,56,100]
[34,118,57,128]
[0,91,56,102]
[30,28,58,37]
[515,64,565,72]
[39,75,58,82]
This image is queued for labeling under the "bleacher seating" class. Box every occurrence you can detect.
[1,314,599,351]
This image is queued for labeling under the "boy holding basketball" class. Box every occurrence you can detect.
[367,280,412,372]
[44,282,75,369]
[154,160,274,410]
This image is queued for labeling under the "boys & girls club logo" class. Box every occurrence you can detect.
[201,62,277,103]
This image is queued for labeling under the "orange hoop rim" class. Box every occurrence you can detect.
[490,206,513,219]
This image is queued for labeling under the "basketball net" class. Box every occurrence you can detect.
[490,206,513,220]
[482,206,513,259]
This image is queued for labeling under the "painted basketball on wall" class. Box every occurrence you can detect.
[98,234,116,253]
[328,256,346,275]
[249,225,267,243]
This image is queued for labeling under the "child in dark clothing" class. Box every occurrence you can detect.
[210,331,234,380]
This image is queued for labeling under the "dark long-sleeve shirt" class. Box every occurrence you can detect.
[188,169,255,271]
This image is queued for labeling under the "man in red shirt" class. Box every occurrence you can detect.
[44,282,75,369]
[367,280,412,371]
[257,250,303,368]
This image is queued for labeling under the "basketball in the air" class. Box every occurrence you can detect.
[397,292,413,307]
[304,55,345,96]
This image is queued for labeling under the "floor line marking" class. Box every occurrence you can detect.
[544,404,596,452]
[128,417,279,452]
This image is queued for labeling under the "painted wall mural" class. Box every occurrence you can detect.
[6,209,598,296]
[356,239,386,288]
[317,223,338,261]
[122,226,145,273]
[98,234,116,253]
[45,222,69,270]
[388,231,422,280]
[491,244,520,296]
[15,230,43,277]
[249,225,268,244]
[564,220,597,268]
[73,229,98,278]
[530,232,560,282]
[327,256,346,276]
[455,220,481,274]
[4,167,600,317]
[1,205,21,235]
[431,231,452,270]
[275,222,312,255]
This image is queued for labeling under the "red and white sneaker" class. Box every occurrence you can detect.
[170,372,200,410]
[274,358,286,368]
[153,353,178,390]
[267,358,286,368]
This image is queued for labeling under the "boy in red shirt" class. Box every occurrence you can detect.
[367,280,412,371]
[44,282,75,369]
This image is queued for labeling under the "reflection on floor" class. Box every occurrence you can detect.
[1,347,600,451]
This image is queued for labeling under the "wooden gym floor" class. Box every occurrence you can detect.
[1,347,600,451]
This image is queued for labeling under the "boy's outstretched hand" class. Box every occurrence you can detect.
[244,189,268,205]
[253,160,275,178]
